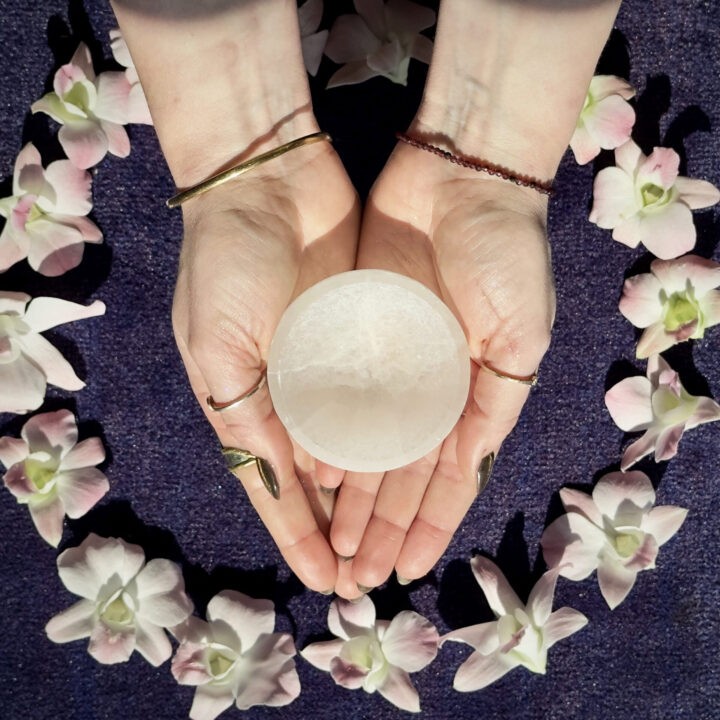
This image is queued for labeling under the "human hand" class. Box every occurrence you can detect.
[328,142,555,597]
[172,139,359,593]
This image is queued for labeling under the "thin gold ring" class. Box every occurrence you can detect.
[479,361,538,387]
[207,374,267,412]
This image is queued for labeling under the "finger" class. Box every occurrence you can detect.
[178,339,337,592]
[315,460,346,490]
[351,451,439,589]
[334,555,363,601]
[395,430,476,582]
[329,471,384,557]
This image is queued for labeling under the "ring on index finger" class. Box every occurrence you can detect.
[207,373,267,412]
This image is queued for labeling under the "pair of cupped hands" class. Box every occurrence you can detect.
[171,123,555,600]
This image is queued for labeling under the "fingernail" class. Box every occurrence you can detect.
[350,595,366,604]
[320,486,336,496]
[257,458,280,500]
[476,452,495,496]
[357,583,374,593]
[337,555,354,563]
[318,588,334,595]
[396,575,413,586]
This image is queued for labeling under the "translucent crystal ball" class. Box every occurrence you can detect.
[267,270,470,472]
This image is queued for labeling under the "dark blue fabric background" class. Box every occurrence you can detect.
[0,1,718,719]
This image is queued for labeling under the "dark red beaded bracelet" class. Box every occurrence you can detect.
[395,132,555,196]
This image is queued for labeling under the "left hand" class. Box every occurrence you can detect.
[327,142,556,598]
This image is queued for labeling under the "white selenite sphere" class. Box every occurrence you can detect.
[267,270,470,472]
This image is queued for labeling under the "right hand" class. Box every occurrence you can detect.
[172,138,359,593]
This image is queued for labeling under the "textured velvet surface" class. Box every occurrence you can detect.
[0,2,718,719]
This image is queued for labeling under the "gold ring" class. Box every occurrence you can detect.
[479,361,538,387]
[207,374,266,412]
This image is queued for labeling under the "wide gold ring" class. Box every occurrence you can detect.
[479,361,538,387]
[207,374,266,412]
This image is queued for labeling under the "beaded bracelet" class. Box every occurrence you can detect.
[395,132,554,196]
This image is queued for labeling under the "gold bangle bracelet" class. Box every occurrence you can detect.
[166,131,332,208]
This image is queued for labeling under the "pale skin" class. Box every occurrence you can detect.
[111,0,621,598]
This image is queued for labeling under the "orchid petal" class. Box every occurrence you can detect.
[53,214,103,244]
[526,567,562,626]
[470,556,523,616]
[614,139,644,175]
[133,617,172,666]
[58,120,109,169]
[23,297,105,333]
[636,323,677,359]
[60,437,105,470]
[652,423,684,462]
[94,71,132,124]
[673,176,720,210]
[559,487,603,526]
[31,93,81,125]
[57,535,145,600]
[190,686,234,720]
[330,655,369,688]
[298,0,324,34]
[605,376,653,431]
[589,166,635,228]
[25,218,85,276]
[377,666,420,713]
[302,31,329,76]
[206,590,273,651]
[28,495,65,546]
[543,607,588,649]
[0,437,29,468]
[354,0,387,38]
[597,557,637,609]
[620,203,696,260]
[453,649,515,692]
[385,0,436,34]
[325,14,381,63]
[619,272,663,328]
[686,396,720,427]
[21,408,77,456]
[367,39,406,78]
[652,254,720,295]
[643,505,688,545]
[234,633,300,709]
[45,599,96,642]
[16,334,85,391]
[410,34,433,64]
[583,94,635,150]
[171,640,211,685]
[329,596,376,639]
[569,125,601,165]
[381,610,438,671]
[131,558,193,626]
[0,353,46,414]
[12,143,43,195]
[68,43,95,81]
[56,467,109,518]
[100,120,131,158]
[38,160,92,216]
[592,471,655,519]
[540,514,605,580]
[637,147,679,190]
[327,61,380,88]
[0,292,29,314]
[301,638,345,671]
[127,84,153,124]
[441,621,499,654]
[0,223,28,272]
[623,533,658,572]
[590,75,635,101]
[620,428,661,470]
[88,622,136,664]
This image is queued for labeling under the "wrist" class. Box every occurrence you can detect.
[111,0,317,186]
[413,0,622,180]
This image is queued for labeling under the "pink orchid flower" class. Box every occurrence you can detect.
[301,595,439,712]
[31,43,132,168]
[0,292,105,414]
[619,254,720,358]
[605,354,720,469]
[325,0,435,88]
[46,534,193,665]
[109,29,153,125]
[541,471,687,609]
[172,590,300,720]
[589,140,720,259]
[298,0,329,77]
[442,557,587,691]
[0,143,102,275]
[570,75,636,165]
[0,409,108,547]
